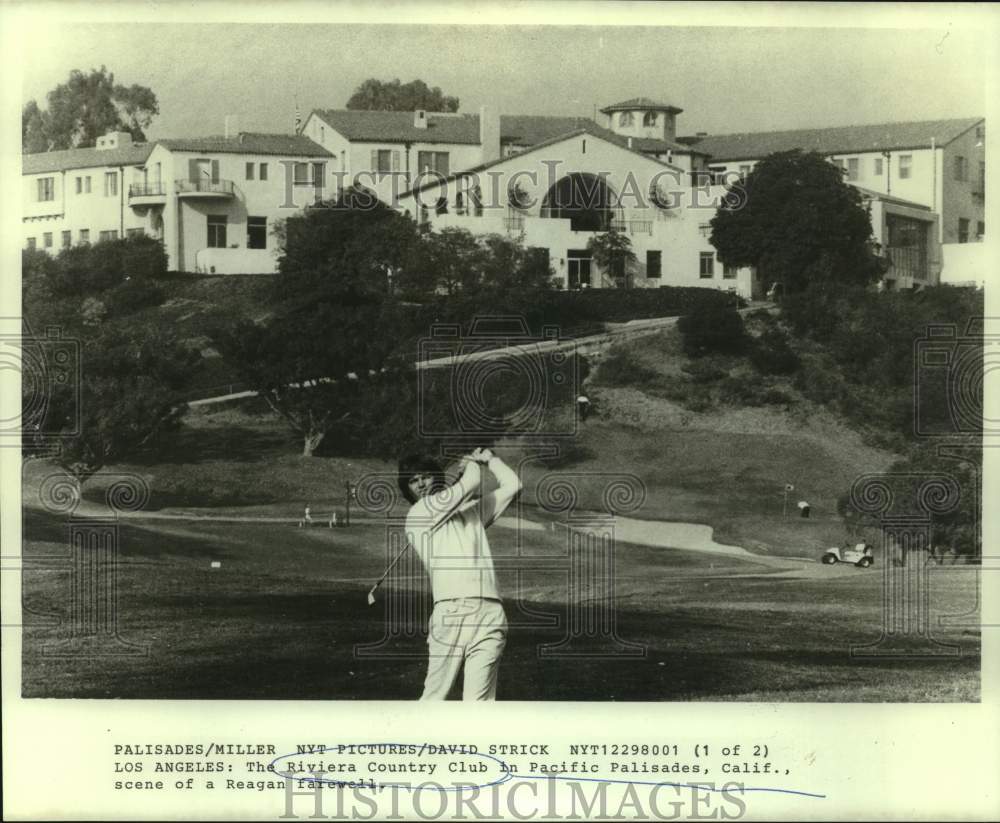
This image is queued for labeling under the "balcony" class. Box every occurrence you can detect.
[176,179,236,198]
[128,182,167,205]
[610,219,654,236]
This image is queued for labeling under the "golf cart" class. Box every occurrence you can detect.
[822,541,874,568]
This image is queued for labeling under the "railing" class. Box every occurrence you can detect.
[128,182,166,198]
[176,178,236,196]
[503,216,525,232]
[610,219,654,236]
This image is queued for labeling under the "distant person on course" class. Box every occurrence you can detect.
[397,447,521,700]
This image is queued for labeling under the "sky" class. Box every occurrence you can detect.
[13,14,992,142]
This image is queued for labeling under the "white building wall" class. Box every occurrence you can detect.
[23,164,148,252]
[400,133,753,297]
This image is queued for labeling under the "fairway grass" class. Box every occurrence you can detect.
[21,511,979,701]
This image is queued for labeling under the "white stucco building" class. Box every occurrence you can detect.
[22,131,332,274]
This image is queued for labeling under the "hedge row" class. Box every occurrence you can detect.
[30,236,168,296]
[541,286,744,325]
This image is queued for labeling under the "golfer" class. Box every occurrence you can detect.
[398,447,521,700]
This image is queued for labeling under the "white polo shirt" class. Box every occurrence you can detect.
[405,498,500,603]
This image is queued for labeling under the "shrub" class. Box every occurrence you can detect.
[750,328,800,374]
[120,235,168,280]
[595,347,659,388]
[80,297,107,326]
[717,374,790,406]
[677,302,748,357]
[680,358,727,384]
[107,278,165,315]
[47,237,167,296]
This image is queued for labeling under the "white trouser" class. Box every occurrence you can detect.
[421,598,507,701]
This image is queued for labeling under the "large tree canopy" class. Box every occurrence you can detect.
[346,78,459,112]
[23,66,159,152]
[709,150,884,294]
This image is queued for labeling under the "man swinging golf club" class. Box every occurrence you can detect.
[392,447,521,700]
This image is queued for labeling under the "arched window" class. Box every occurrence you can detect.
[643,112,657,127]
[618,112,634,127]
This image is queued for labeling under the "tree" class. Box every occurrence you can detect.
[48,328,198,483]
[22,66,159,151]
[215,301,417,457]
[275,189,423,307]
[346,78,459,112]
[587,230,637,288]
[710,150,883,294]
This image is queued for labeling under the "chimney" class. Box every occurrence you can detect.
[224,115,239,138]
[414,110,428,129]
[96,131,132,150]
[480,105,500,164]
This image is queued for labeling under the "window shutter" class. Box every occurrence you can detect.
[391,151,399,172]
[211,160,220,182]
[438,153,449,177]
[371,149,379,172]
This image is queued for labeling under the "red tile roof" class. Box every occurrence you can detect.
[22,143,154,175]
[684,117,984,162]
[310,109,702,155]
[156,133,332,156]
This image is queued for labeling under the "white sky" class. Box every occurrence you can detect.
[9,5,995,141]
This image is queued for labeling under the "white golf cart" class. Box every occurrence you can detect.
[822,541,874,568]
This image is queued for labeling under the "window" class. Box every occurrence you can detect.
[958,218,970,244]
[567,250,592,289]
[246,162,255,181]
[99,230,119,242]
[372,149,399,178]
[698,223,711,238]
[247,216,267,249]
[293,162,311,185]
[259,163,268,181]
[75,176,83,194]
[84,176,92,193]
[79,229,90,244]
[43,232,53,248]
[846,158,859,181]
[954,155,968,182]
[312,162,325,188]
[417,151,450,176]
[978,161,985,193]
[739,164,752,178]
[37,177,55,201]
[104,171,118,196]
[898,154,912,179]
[723,263,738,279]
[207,215,227,248]
[61,230,71,248]
[699,252,715,278]
[874,157,883,176]
[977,221,985,241]
[618,112,634,127]
[643,112,657,127]
[646,250,662,278]
[126,228,144,239]
[26,237,36,250]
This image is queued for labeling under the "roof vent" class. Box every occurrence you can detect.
[414,110,427,129]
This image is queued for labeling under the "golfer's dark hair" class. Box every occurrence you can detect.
[397,453,446,504]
